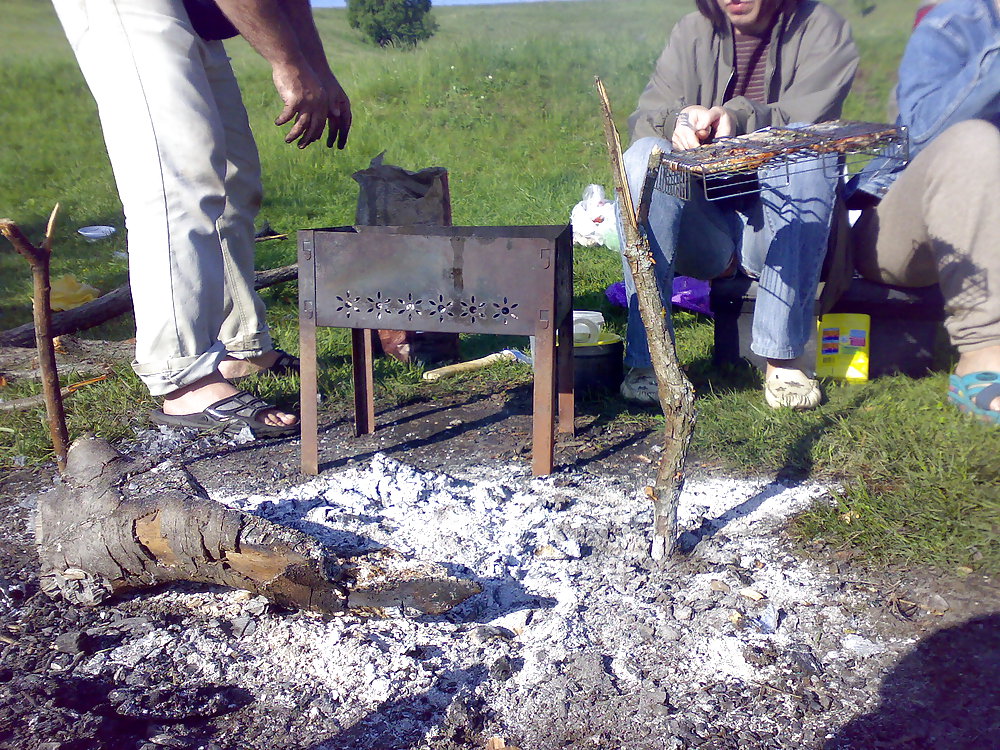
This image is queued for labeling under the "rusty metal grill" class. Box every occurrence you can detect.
[654,120,908,201]
[298,224,575,477]
[309,225,566,336]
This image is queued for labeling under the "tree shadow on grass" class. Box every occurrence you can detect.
[689,366,883,480]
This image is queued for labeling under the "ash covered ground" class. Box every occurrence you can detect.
[1,389,998,750]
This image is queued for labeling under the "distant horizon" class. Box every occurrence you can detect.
[312,0,584,6]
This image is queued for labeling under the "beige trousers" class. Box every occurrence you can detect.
[52,0,272,396]
[852,119,1000,354]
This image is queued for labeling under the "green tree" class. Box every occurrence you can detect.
[347,0,438,48]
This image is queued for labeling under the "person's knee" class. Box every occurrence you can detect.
[623,136,671,172]
[937,119,1000,166]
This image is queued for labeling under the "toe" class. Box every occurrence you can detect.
[259,409,298,427]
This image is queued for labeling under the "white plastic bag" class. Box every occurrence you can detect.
[570,184,619,250]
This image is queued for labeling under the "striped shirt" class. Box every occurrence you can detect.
[728,33,770,103]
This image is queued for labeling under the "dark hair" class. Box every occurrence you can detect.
[695,0,800,32]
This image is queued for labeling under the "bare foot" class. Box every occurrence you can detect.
[217,351,282,381]
[954,344,1000,413]
[765,355,815,379]
[161,371,297,428]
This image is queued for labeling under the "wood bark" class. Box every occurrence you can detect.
[596,78,697,559]
[0,209,70,471]
[0,263,298,348]
[37,436,482,616]
[0,385,72,413]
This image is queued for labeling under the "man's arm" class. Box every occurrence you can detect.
[214,0,351,149]
[278,0,351,148]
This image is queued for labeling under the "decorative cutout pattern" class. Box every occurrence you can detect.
[334,292,362,318]
[331,290,520,325]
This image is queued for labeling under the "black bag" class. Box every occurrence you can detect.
[182,0,239,41]
[352,154,460,367]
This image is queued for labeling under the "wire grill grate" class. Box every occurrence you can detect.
[653,120,908,201]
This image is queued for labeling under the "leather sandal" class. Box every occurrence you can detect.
[150,391,299,438]
[262,349,300,376]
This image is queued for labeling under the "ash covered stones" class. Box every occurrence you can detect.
[107,684,250,720]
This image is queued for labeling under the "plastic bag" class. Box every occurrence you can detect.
[353,152,450,226]
[570,184,619,250]
[605,276,713,317]
[48,275,100,311]
[670,276,712,317]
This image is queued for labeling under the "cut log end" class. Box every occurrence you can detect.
[37,437,481,617]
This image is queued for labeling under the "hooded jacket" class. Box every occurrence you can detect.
[627,0,859,143]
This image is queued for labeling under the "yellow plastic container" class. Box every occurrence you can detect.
[816,313,870,382]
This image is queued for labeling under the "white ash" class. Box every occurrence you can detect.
[80,452,914,748]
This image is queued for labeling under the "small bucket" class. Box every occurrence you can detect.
[574,334,624,394]
[573,310,605,345]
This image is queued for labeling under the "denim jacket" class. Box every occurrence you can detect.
[848,0,1000,201]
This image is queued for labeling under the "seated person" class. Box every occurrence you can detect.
[616,0,858,409]
[847,0,1000,424]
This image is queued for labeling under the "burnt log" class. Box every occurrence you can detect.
[36,437,481,616]
[0,263,298,348]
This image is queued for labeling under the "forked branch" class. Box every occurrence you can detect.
[0,206,70,471]
[596,77,697,559]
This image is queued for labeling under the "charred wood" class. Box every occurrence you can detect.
[36,437,481,617]
[0,264,298,348]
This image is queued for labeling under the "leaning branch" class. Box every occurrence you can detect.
[596,77,696,559]
[0,207,70,471]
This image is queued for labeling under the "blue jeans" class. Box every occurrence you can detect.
[617,136,838,368]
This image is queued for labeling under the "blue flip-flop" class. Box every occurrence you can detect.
[948,371,1000,425]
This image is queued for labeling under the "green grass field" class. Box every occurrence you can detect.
[1,0,996,576]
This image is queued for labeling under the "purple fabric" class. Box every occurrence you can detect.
[671,276,713,317]
[605,280,629,308]
[605,277,713,317]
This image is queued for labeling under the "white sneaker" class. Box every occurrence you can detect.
[620,367,659,404]
[764,367,822,410]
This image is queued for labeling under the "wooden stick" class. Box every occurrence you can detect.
[596,77,697,559]
[421,350,516,380]
[0,386,72,414]
[0,207,70,471]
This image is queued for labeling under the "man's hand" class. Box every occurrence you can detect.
[273,65,351,149]
[213,0,352,150]
[672,105,735,150]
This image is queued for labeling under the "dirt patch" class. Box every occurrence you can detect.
[0,336,134,385]
[1,380,997,750]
